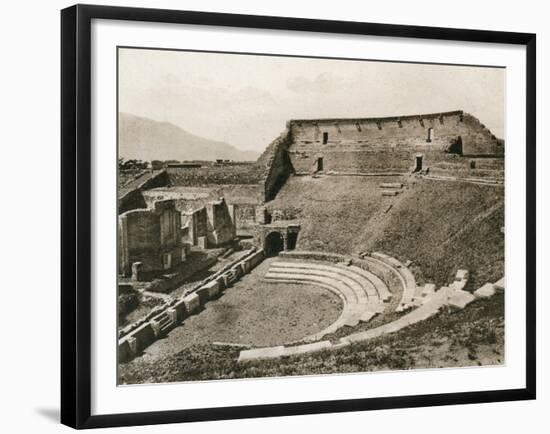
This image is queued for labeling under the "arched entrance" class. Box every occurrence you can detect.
[265,232,284,257]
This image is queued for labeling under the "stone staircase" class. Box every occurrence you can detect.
[379,182,404,196]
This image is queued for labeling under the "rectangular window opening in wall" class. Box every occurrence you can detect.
[316,157,324,172]
[427,127,434,142]
[322,132,328,144]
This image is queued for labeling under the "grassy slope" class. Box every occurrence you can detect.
[267,175,504,289]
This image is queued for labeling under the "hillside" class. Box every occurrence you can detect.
[119,113,260,162]
[266,175,504,289]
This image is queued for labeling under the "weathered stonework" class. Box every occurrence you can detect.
[118,248,266,363]
[286,111,503,174]
[118,199,183,276]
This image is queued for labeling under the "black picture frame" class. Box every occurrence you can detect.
[61,4,536,429]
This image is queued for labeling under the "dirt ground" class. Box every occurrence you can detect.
[130,258,343,363]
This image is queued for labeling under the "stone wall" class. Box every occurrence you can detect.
[142,185,263,232]
[118,170,170,214]
[181,207,208,246]
[206,198,236,246]
[166,162,264,186]
[258,130,294,201]
[118,248,265,362]
[286,111,503,174]
[118,200,183,276]
[178,199,236,248]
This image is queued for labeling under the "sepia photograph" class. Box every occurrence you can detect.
[116,47,505,385]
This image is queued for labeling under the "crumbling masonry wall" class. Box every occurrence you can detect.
[257,129,294,201]
[142,186,259,234]
[179,199,236,248]
[206,198,236,246]
[286,111,503,174]
[118,200,183,276]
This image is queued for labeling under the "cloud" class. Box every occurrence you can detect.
[286,72,346,94]
[120,49,505,152]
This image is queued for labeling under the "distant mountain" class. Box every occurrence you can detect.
[119,113,260,162]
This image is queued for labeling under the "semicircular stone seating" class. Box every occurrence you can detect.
[238,248,500,363]
[365,252,417,312]
[263,260,392,342]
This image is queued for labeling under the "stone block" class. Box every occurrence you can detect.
[382,190,399,196]
[474,283,496,298]
[413,286,424,298]
[455,269,469,281]
[197,236,208,249]
[231,266,243,279]
[131,262,143,281]
[118,340,131,362]
[172,299,189,321]
[360,311,377,323]
[238,346,286,362]
[422,283,436,296]
[447,289,475,309]
[130,323,155,351]
[196,286,211,305]
[204,280,220,298]
[331,340,351,351]
[150,318,163,336]
[450,279,467,291]
[380,182,403,189]
[222,272,233,287]
[126,336,137,355]
[381,321,405,334]
[493,277,505,290]
[239,260,250,274]
[167,307,178,323]
[182,293,200,314]
[216,276,226,290]
[248,250,265,269]
[283,341,332,357]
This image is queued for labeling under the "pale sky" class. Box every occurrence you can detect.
[119,48,505,153]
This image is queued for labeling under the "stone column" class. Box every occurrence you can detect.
[118,215,129,276]
[131,262,143,282]
[282,231,289,251]
[228,204,237,238]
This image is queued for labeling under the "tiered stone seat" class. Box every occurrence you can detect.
[268,263,369,301]
[272,261,391,301]
[335,264,393,302]
[239,270,500,363]
[264,260,390,341]
[368,252,416,311]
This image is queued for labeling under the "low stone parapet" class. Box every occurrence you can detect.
[238,340,334,362]
[474,283,496,298]
[118,248,265,362]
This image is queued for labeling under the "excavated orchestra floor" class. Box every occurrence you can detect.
[135,258,343,362]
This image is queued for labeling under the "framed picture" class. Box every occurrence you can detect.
[61,4,536,429]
